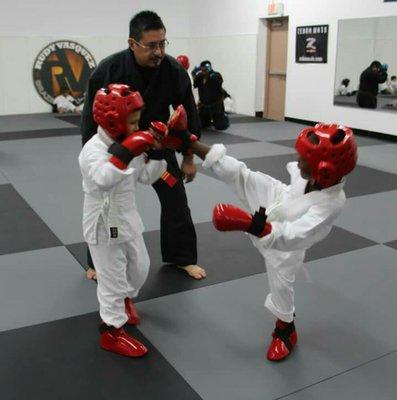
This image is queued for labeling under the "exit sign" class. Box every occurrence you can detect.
[268,2,284,15]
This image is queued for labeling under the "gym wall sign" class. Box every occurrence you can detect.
[296,25,328,63]
[32,40,96,105]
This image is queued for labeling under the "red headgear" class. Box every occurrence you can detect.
[176,55,190,70]
[93,84,144,140]
[295,123,358,188]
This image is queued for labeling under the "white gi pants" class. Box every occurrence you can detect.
[88,222,150,328]
[250,173,303,323]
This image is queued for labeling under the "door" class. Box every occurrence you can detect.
[264,18,289,121]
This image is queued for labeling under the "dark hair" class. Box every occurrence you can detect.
[370,60,382,69]
[200,60,212,68]
[129,11,165,40]
[391,76,396,80]
[341,78,350,86]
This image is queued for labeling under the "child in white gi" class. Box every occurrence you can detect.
[78,84,166,357]
[53,89,81,113]
[163,120,358,361]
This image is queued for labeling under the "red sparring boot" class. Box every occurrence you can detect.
[266,319,298,361]
[99,324,148,357]
[124,298,141,325]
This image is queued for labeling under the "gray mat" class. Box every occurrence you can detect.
[137,245,397,400]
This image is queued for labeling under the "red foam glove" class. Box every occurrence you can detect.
[109,130,155,169]
[150,105,197,154]
[212,203,272,238]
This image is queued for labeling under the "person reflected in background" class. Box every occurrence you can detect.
[193,60,229,130]
[379,76,393,95]
[356,61,388,109]
[336,79,352,96]
[390,76,397,94]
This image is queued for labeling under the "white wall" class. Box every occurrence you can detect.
[187,0,397,135]
[283,0,397,135]
[0,36,189,115]
[0,0,191,115]
[1,0,397,136]
[0,0,190,37]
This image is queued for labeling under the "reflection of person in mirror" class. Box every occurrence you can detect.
[390,76,397,94]
[356,61,388,109]
[336,78,354,96]
[379,77,394,95]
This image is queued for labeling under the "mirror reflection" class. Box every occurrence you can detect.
[334,16,397,112]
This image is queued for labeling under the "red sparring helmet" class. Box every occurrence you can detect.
[176,55,190,70]
[93,84,144,140]
[295,123,358,188]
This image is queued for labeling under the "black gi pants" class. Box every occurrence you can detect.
[356,92,377,109]
[199,101,230,131]
[152,150,197,266]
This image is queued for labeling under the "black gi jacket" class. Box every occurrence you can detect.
[81,48,199,266]
[193,71,224,105]
[81,48,200,144]
[356,67,387,109]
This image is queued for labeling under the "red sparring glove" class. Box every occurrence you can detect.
[150,105,197,155]
[212,204,272,238]
[108,130,155,170]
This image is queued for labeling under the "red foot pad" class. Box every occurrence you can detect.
[100,325,148,357]
[266,319,298,361]
[125,298,141,325]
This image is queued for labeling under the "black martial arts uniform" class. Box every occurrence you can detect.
[81,48,200,268]
[194,70,229,131]
[356,66,387,109]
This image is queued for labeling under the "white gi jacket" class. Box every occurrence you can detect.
[79,127,166,245]
[203,144,347,321]
[53,94,76,112]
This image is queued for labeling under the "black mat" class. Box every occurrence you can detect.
[199,129,259,145]
[0,184,62,255]
[306,226,377,262]
[198,153,397,199]
[0,313,202,400]
[334,95,397,112]
[384,240,397,250]
[54,113,82,127]
[67,221,377,303]
[67,221,265,303]
[0,127,80,141]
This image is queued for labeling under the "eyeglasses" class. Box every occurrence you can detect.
[131,38,169,52]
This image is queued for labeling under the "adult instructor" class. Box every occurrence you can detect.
[81,10,206,280]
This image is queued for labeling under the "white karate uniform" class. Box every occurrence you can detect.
[336,84,349,96]
[79,127,166,328]
[53,94,77,112]
[203,144,346,322]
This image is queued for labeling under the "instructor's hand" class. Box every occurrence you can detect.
[181,156,197,183]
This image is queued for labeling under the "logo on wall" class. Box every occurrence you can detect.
[296,25,328,63]
[32,40,96,105]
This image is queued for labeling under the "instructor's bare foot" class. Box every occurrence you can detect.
[177,264,206,280]
[86,267,97,280]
